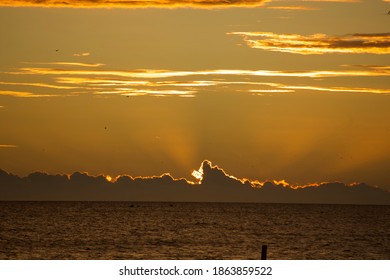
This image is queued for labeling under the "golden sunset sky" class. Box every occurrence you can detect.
[0,0,389,191]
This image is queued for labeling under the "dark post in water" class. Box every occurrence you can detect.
[261,245,267,260]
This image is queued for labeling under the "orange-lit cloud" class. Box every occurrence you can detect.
[229,32,390,54]
[272,0,359,2]
[0,144,17,148]
[0,90,56,98]
[0,81,77,90]
[23,62,105,68]
[10,66,390,79]
[0,0,268,9]
[99,88,197,97]
[278,85,390,94]
[73,52,90,57]
[265,5,319,10]
[345,65,390,72]
[250,89,294,94]
[56,77,150,86]
[4,62,390,98]
[251,84,390,95]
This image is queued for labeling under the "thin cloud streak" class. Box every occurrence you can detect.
[4,63,390,97]
[9,67,390,79]
[22,62,105,68]
[98,88,197,97]
[0,0,268,9]
[345,65,390,73]
[0,81,77,90]
[73,52,90,57]
[250,89,294,94]
[0,90,57,98]
[265,6,319,10]
[272,0,359,2]
[0,144,17,148]
[278,85,390,95]
[57,77,151,86]
[229,32,390,55]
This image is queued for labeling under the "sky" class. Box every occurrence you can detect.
[0,0,390,197]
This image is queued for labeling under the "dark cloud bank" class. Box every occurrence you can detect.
[1,160,389,205]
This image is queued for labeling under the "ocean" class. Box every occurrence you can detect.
[0,201,389,259]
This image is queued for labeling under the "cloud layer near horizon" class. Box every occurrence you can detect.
[0,0,268,9]
[1,160,389,204]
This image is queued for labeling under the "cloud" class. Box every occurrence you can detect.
[96,88,197,97]
[11,66,390,79]
[0,81,77,90]
[345,65,390,72]
[265,6,319,10]
[22,62,105,68]
[4,62,390,98]
[272,0,359,2]
[0,0,268,9]
[251,85,390,95]
[229,32,390,54]
[0,90,56,98]
[0,144,17,148]
[0,160,389,204]
[118,89,197,97]
[272,0,361,3]
[73,52,90,57]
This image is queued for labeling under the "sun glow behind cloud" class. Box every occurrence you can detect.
[188,160,372,192]
[191,160,248,185]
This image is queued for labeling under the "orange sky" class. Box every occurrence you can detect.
[1,0,389,192]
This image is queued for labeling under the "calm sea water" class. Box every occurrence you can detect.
[0,201,389,259]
